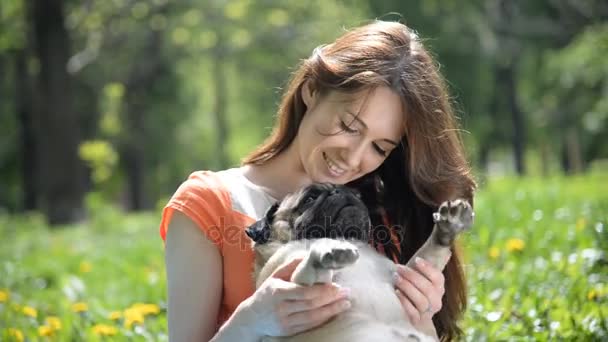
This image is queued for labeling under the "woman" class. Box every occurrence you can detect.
[160,20,475,341]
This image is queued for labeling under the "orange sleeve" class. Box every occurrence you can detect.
[159,171,232,250]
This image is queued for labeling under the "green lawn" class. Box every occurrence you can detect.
[1,175,606,341]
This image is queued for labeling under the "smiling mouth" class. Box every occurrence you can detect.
[323,152,346,177]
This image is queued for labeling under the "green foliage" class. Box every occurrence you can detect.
[99,83,126,137]
[0,0,26,52]
[1,175,607,339]
[0,0,606,217]
[462,174,608,340]
[79,140,118,185]
[541,24,608,159]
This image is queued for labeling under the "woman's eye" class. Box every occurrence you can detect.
[373,143,388,157]
[340,120,358,134]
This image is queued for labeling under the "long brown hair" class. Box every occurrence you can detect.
[242,20,476,340]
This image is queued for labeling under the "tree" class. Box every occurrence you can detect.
[27,0,86,224]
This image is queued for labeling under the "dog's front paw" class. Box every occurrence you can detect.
[433,199,474,246]
[310,239,359,270]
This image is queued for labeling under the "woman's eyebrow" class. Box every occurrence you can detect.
[345,111,399,146]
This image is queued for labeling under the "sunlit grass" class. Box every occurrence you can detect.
[462,174,607,340]
[0,174,606,340]
[0,212,167,341]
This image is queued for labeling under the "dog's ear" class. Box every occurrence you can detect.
[245,202,279,244]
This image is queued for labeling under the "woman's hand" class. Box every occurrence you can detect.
[235,258,352,338]
[393,256,447,331]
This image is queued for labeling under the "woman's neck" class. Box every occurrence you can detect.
[241,143,312,200]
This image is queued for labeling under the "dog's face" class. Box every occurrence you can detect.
[246,183,371,244]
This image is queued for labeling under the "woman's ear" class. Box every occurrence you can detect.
[301,80,317,108]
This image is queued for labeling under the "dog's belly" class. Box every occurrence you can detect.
[263,243,433,342]
[334,243,407,324]
[265,314,431,342]
[263,311,432,342]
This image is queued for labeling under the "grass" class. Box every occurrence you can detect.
[0,212,167,341]
[1,174,606,341]
[462,174,607,341]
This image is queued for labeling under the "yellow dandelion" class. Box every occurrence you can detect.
[576,218,586,231]
[71,302,88,313]
[506,238,525,252]
[22,306,38,318]
[588,289,597,301]
[38,325,54,337]
[0,289,9,302]
[124,308,145,328]
[130,303,160,316]
[7,328,24,342]
[488,246,500,259]
[92,324,118,336]
[79,261,92,273]
[109,310,123,320]
[45,316,62,330]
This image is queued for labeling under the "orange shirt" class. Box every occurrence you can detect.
[159,168,277,328]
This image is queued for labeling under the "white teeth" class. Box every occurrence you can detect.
[323,153,345,176]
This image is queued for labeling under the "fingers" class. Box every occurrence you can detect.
[280,282,345,301]
[271,258,304,282]
[394,258,445,317]
[272,282,351,335]
[280,285,350,314]
[413,257,446,293]
[395,288,421,323]
[284,297,351,332]
[394,269,431,314]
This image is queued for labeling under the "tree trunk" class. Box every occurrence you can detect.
[28,0,85,224]
[15,49,38,211]
[478,143,490,175]
[496,63,526,176]
[565,127,583,174]
[505,63,525,176]
[211,54,230,169]
[122,95,146,211]
[122,30,165,210]
[540,142,550,177]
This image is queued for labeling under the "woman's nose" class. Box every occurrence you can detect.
[339,143,366,171]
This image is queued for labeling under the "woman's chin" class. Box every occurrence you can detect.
[314,173,349,185]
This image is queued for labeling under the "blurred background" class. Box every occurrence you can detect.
[0,0,606,223]
[0,0,606,341]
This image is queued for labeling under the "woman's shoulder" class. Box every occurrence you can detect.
[159,169,235,243]
[170,167,276,219]
[183,169,227,188]
[169,169,232,207]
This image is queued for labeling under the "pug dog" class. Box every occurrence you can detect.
[246,183,474,342]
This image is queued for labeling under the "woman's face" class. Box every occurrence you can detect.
[296,85,405,185]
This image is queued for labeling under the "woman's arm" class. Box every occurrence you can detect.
[165,211,230,341]
[165,210,351,342]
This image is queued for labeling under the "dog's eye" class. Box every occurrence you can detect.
[304,195,315,205]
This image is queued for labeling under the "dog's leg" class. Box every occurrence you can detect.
[291,238,359,286]
[407,199,474,270]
